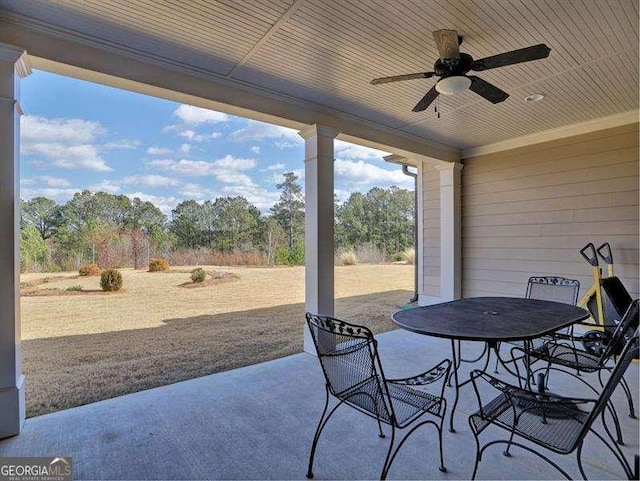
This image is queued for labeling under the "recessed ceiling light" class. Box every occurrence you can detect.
[525,93,545,103]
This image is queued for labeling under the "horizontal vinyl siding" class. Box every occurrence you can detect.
[461,123,639,301]
[423,165,440,297]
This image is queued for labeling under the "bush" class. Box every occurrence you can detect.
[100,269,123,292]
[338,250,358,266]
[391,252,405,262]
[190,267,206,283]
[149,258,170,272]
[354,244,385,264]
[66,284,83,291]
[79,264,101,276]
[402,248,415,265]
[274,244,305,266]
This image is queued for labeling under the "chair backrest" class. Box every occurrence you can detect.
[580,330,639,443]
[526,276,580,305]
[601,299,639,360]
[306,313,393,421]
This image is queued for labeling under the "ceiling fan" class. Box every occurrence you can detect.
[370,30,551,112]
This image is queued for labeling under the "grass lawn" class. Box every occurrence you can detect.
[21,264,413,417]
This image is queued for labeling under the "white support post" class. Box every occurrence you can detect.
[299,124,338,354]
[435,162,463,301]
[0,43,31,439]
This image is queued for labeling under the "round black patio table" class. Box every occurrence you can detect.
[392,297,589,432]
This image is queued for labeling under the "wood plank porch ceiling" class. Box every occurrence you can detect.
[0,0,638,151]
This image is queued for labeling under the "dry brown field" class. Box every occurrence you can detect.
[21,264,413,417]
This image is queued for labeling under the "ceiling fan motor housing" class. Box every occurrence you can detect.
[434,53,474,77]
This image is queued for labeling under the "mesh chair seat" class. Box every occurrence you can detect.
[469,390,590,454]
[340,376,442,427]
[533,342,601,372]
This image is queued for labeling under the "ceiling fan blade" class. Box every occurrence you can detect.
[370,72,435,85]
[412,86,439,112]
[468,76,509,104]
[432,29,460,61]
[471,44,551,71]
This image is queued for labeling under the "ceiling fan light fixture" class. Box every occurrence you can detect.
[435,75,472,95]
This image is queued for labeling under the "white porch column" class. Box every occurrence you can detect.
[434,162,463,301]
[0,43,30,438]
[299,125,338,354]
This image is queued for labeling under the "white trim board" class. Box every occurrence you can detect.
[462,110,640,159]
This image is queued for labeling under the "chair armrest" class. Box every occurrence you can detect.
[470,370,595,407]
[387,359,451,386]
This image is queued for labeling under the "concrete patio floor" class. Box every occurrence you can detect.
[1,329,637,480]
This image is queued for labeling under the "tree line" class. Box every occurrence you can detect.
[19,172,415,272]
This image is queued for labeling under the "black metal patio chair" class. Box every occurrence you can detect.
[469,331,638,480]
[494,276,580,372]
[305,312,451,480]
[512,299,639,444]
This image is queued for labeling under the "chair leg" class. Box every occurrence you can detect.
[306,387,331,479]
[468,418,481,480]
[619,377,637,419]
[380,419,446,479]
[380,425,396,480]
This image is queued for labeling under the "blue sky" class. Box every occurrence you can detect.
[20,70,413,215]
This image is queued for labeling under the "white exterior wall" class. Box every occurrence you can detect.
[460,123,639,300]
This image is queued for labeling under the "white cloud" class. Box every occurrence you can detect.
[174,104,229,125]
[334,140,389,160]
[179,130,196,140]
[250,146,261,154]
[20,178,36,186]
[221,185,280,212]
[265,163,285,171]
[179,183,211,199]
[146,155,257,187]
[21,115,112,172]
[334,159,413,189]
[147,146,173,155]
[125,192,179,215]
[177,130,221,142]
[334,188,352,204]
[229,120,301,147]
[38,176,71,187]
[21,115,104,144]
[123,174,180,188]
[88,180,121,193]
[20,186,79,203]
[179,143,191,153]
[104,138,140,150]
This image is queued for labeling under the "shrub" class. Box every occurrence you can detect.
[79,264,101,276]
[402,248,415,265]
[274,245,304,266]
[338,250,358,266]
[190,267,206,283]
[354,244,385,264]
[149,258,170,272]
[100,269,123,292]
[391,252,405,262]
[66,284,83,292]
